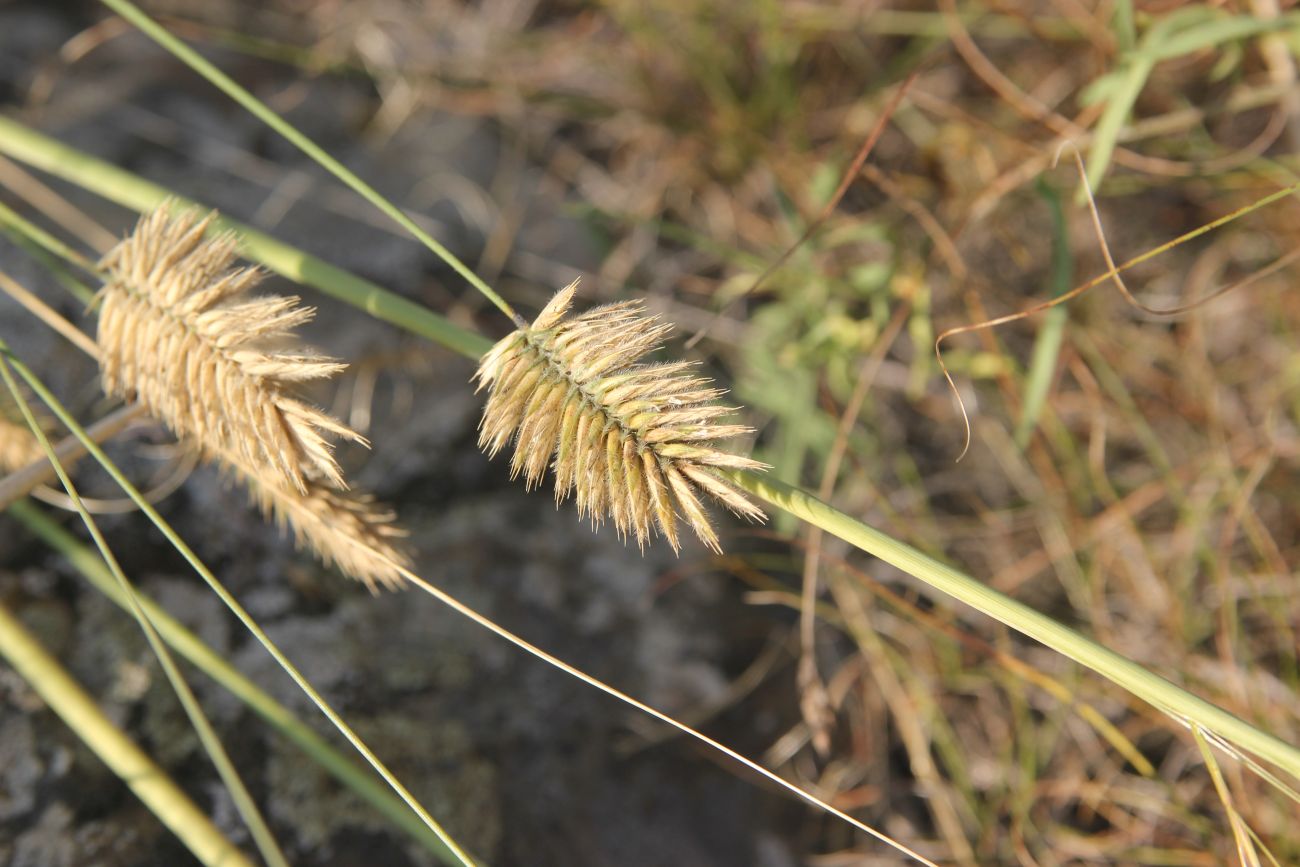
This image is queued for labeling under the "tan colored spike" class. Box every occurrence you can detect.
[474,281,767,552]
[96,203,363,493]
[95,203,409,590]
[226,449,410,593]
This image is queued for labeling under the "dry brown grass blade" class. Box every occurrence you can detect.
[935,152,1300,460]
[475,280,767,553]
[96,203,364,493]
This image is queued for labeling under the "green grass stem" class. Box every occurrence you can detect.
[0,341,481,867]
[1015,178,1071,447]
[722,468,1300,780]
[0,600,256,867]
[6,498,469,862]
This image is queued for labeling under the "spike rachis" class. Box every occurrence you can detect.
[475,281,766,553]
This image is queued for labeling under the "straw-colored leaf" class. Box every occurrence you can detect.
[475,280,766,552]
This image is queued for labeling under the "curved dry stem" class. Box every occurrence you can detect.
[934,151,1300,459]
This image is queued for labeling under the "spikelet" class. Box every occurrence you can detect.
[96,204,362,493]
[475,280,766,553]
[221,449,409,593]
[0,391,43,473]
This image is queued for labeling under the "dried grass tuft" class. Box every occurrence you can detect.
[96,204,362,493]
[475,280,766,552]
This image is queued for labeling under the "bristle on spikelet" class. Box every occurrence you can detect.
[474,281,766,553]
[96,204,362,493]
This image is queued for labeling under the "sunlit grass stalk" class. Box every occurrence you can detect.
[724,469,1300,778]
[0,340,481,867]
[98,0,519,324]
[0,356,290,867]
[1014,178,1071,447]
[0,118,492,358]
[7,498,465,861]
[1,115,1296,781]
[0,600,255,867]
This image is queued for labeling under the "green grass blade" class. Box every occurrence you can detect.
[1015,178,1071,447]
[0,601,256,867]
[1145,14,1298,63]
[723,468,1300,780]
[0,199,98,304]
[97,0,519,325]
[0,358,291,867]
[7,498,467,862]
[1111,0,1136,52]
[1082,54,1152,198]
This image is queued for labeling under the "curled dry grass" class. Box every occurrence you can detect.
[96,204,408,591]
[475,281,766,552]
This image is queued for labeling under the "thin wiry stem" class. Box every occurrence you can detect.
[475,281,767,553]
[1,342,481,867]
[0,403,147,511]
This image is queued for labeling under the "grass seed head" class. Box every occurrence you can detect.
[228,450,410,593]
[96,203,363,494]
[96,203,408,590]
[474,280,766,553]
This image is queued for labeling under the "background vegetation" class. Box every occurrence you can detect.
[1,1,1298,865]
